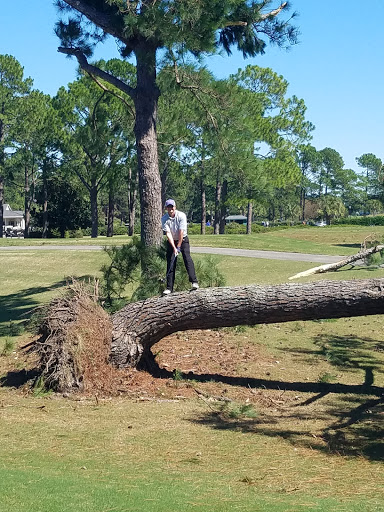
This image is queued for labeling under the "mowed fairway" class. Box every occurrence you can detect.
[0,230,383,512]
[190,224,384,256]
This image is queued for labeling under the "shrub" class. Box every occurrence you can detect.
[69,229,84,238]
[1,338,15,356]
[101,237,226,306]
[225,222,246,234]
[251,223,270,233]
[188,223,214,235]
[334,215,384,226]
[28,228,43,238]
[113,225,129,236]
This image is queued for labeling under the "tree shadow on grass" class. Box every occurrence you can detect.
[189,394,383,461]
[151,361,384,397]
[279,333,383,387]
[0,280,67,336]
[0,275,97,337]
[335,243,364,249]
[0,368,40,388]
[151,357,383,461]
[148,350,384,461]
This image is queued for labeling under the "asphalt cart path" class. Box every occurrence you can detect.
[0,244,345,264]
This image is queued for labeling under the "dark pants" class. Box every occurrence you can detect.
[166,236,198,291]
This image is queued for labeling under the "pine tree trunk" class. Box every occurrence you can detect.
[214,179,222,235]
[134,46,162,248]
[42,167,48,238]
[300,186,306,222]
[127,168,138,237]
[24,166,30,238]
[200,176,206,235]
[107,187,114,237]
[0,114,4,239]
[0,175,3,238]
[110,278,384,369]
[90,183,98,238]
[246,201,252,234]
[219,180,227,234]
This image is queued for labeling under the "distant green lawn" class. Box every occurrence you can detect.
[1,224,383,256]
[190,225,384,255]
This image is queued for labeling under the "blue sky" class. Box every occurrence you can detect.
[1,0,384,172]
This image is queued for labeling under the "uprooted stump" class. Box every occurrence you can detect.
[31,283,115,393]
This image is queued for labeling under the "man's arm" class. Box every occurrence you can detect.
[166,231,178,256]
[176,212,187,250]
[176,229,183,250]
[162,215,178,256]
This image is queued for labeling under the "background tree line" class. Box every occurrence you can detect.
[0,52,383,239]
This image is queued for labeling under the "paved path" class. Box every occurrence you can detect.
[0,244,344,263]
[190,246,344,263]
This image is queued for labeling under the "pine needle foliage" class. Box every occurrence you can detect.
[55,1,298,60]
[101,236,226,308]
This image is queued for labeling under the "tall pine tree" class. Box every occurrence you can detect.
[0,55,32,237]
[55,0,297,247]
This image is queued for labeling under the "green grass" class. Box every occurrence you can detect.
[0,235,130,247]
[0,250,110,341]
[2,224,384,256]
[190,225,384,255]
[0,398,382,512]
[0,232,383,512]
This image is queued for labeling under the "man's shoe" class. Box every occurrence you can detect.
[191,282,199,290]
[162,289,171,295]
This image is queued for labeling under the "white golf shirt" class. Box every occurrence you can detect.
[161,210,188,239]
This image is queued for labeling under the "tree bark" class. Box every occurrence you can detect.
[42,164,48,238]
[246,201,252,234]
[127,167,138,236]
[110,278,384,369]
[0,113,5,238]
[24,165,31,238]
[58,44,163,249]
[214,179,222,235]
[200,176,206,235]
[134,46,163,247]
[300,186,306,222]
[0,175,4,238]
[219,179,228,234]
[90,182,98,238]
[107,187,114,237]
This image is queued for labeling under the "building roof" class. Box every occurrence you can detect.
[225,215,247,221]
[3,204,23,218]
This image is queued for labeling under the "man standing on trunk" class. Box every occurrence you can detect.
[161,198,199,295]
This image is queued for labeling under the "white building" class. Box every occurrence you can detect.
[2,204,25,235]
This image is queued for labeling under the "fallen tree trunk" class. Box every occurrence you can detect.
[111,278,384,369]
[289,245,384,280]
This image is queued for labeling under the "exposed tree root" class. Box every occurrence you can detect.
[30,280,118,394]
